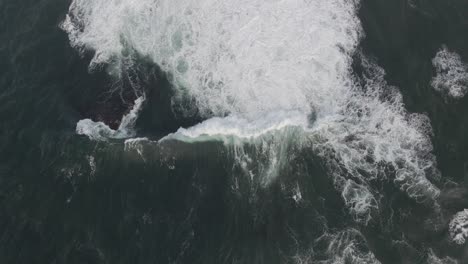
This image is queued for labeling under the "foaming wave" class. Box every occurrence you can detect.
[76,96,144,141]
[63,0,440,222]
[163,110,308,141]
[61,0,361,117]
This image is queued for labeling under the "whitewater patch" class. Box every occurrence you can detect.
[432,46,468,99]
[61,0,361,118]
[449,209,468,245]
[63,0,440,224]
[76,96,144,141]
[163,110,309,141]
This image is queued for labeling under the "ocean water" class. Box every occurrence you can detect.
[1,0,468,263]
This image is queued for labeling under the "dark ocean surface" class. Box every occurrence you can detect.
[1,0,468,263]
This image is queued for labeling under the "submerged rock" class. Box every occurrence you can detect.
[82,88,137,130]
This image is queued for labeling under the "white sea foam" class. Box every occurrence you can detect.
[76,96,145,141]
[312,229,381,264]
[341,180,378,224]
[307,57,440,216]
[86,155,96,180]
[449,209,468,245]
[164,110,308,141]
[427,249,458,264]
[62,0,361,118]
[432,46,468,99]
[63,0,440,222]
[124,137,149,161]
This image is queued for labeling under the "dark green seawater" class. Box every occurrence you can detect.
[1,0,468,263]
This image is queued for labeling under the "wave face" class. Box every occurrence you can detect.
[61,0,443,262]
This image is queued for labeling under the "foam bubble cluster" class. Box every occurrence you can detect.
[449,209,468,245]
[432,46,468,99]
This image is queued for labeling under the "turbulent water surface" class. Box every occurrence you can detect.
[1,0,468,263]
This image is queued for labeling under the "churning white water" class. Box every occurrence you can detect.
[62,0,440,245]
[62,0,360,120]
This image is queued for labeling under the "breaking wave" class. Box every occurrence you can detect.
[62,0,442,259]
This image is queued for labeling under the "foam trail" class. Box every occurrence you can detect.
[76,96,144,141]
[427,249,459,264]
[312,229,380,264]
[63,0,440,221]
[432,46,468,99]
